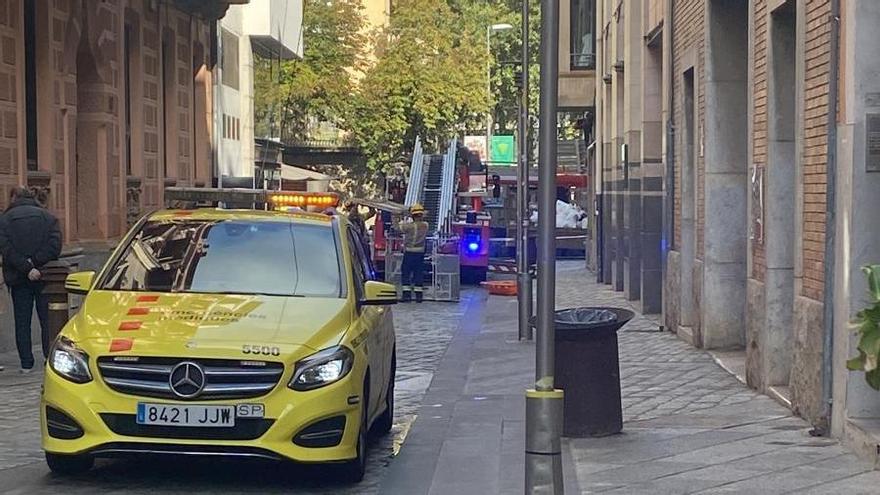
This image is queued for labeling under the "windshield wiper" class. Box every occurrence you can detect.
[192,290,305,297]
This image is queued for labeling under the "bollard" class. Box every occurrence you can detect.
[39,248,83,344]
[41,259,73,344]
[525,389,564,495]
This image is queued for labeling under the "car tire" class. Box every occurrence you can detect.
[45,452,94,475]
[373,351,396,436]
[339,381,368,483]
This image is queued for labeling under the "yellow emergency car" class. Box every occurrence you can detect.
[41,189,397,482]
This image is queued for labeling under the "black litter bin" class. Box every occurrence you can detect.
[553,307,634,437]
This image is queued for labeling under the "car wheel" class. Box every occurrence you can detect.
[339,381,368,483]
[45,452,94,475]
[373,351,396,436]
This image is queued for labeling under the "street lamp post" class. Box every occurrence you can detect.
[517,3,532,342]
[525,0,563,492]
[486,23,513,164]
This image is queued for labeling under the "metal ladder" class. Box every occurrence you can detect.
[403,137,458,236]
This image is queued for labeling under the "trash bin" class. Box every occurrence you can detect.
[553,307,634,437]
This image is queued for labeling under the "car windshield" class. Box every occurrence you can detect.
[99,218,342,298]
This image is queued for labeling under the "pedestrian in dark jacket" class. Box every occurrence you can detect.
[0,187,62,372]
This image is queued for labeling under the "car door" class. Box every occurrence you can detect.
[347,229,386,422]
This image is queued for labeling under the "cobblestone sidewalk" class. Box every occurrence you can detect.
[0,347,44,472]
[556,262,880,494]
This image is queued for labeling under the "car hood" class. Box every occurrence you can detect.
[65,291,351,357]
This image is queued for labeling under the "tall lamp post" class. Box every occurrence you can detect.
[525,0,562,492]
[517,0,532,342]
[486,23,513,164]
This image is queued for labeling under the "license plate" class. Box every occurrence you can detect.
[137,403,235,427]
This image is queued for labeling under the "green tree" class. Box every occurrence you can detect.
[254,0,368,142]
[450,0,544,156]
[346,0,491,172]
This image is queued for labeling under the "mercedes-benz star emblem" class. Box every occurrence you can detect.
[169,361,206,398]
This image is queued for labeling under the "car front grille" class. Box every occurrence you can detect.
[100,413,275,440]
[97,357,285,400]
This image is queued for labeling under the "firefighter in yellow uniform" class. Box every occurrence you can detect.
[398,203,429,303]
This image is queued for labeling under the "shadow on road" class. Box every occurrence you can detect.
[34,453,389,494]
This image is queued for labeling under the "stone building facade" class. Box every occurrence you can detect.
[594,0,664,316]
[1,0,237,245]
[0,0,242,357]
[593,0,880,464]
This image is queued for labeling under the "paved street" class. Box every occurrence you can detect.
[1,262,879,494]
[0,291,477,494]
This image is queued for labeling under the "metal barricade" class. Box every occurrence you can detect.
[384,233,460,302]
[429,233,460,302]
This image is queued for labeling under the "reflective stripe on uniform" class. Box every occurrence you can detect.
[399,221,429,252]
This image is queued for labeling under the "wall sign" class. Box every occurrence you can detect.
[866,113,880,172]
[750,165,764,244]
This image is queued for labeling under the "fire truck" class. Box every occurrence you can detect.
[353,137,491,299]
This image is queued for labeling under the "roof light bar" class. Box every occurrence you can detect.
[164,187,340,211]
[268,192,339,210]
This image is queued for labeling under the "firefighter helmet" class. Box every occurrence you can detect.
[410,203,426,216]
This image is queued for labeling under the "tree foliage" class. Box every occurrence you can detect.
[345,0,492,172]
[847,265,880,390]
[253,0,552,181]
[254,0,367,141]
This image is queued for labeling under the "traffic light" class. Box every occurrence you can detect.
[514,70,524,89]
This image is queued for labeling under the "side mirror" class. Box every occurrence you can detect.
[361,281,398,306]
[65,271,96,295]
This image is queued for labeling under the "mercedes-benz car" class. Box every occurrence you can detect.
[41,190,398,482]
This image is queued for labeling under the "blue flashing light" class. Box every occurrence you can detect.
[467,242,480,253]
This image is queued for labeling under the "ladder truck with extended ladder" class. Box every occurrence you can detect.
[354,137,491,301]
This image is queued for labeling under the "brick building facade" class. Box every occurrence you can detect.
[1,0,235,245]
[593,0,880,464]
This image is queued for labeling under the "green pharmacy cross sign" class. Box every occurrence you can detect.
[489,135,516,165]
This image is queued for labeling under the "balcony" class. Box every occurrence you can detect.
[242,0,304,60]
[173,0,250,21]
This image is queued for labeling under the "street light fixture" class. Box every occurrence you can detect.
[486,23,514,165]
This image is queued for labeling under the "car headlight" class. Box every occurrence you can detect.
[49,336,92,384]
[289,346,354,391]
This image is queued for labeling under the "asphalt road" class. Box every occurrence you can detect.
[0,292,478,494]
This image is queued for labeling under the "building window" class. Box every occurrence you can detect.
[571,0,595,70]
[124,23,133,176]
[221,29,239,90]
[24,0,37,171]
[162,32,172,177]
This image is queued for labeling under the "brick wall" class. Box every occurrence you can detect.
[751,0,829,300]
[801,0,830,302]
[671,0,704,255]
[752,0,768,282]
